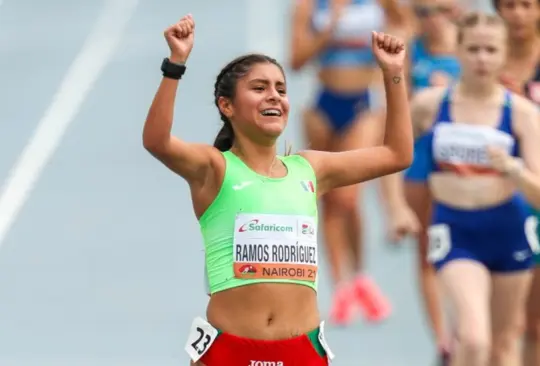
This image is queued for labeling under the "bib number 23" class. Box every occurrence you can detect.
[184,317,218,362]
[191,327,211,355]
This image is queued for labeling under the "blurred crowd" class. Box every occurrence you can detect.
[288,0,540,365]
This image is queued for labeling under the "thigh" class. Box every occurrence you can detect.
[336,109,385,151]
[491,271,532,337]
[527,267,540,327]
[439,261,491,335]
[405,182,432,263]
[302,107,334,152]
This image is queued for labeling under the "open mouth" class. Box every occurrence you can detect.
[260,108,282,117]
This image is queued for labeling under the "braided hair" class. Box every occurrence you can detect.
[213,54,284,152]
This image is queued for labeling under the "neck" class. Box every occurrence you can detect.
[231,139,278,175]
[508,34,540,59]
[457,79,498,100]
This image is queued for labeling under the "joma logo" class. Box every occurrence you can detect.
[249,361,284,366]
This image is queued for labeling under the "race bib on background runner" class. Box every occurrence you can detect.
[433,123,515,175]
[233,213,318,282]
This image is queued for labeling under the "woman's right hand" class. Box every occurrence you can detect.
[164,14,195,64]
[388,205,420,242]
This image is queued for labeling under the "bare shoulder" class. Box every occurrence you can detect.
[410,86,447,134]
[296,149,322,165]
[296,149,331,178]
[511,92,538,116]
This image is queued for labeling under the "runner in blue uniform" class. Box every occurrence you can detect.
[411,13,540,366]
[495,0,540,364]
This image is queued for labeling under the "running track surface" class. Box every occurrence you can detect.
[0,0,493,364]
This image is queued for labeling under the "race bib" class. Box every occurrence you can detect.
[233,213,318,282]
[427,224,452,263]
[184,317,219,362]
[525,216,540,254]
[433,123,515,175]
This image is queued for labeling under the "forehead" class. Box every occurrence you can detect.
[461,24,506,44]
[242,63,285,83]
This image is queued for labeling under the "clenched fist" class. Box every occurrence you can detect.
[371,31,406,74]
[164,14,195,64]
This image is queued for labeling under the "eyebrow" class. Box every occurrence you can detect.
[249,78,286,86]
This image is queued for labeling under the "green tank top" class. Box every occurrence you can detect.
[199,151,319,294]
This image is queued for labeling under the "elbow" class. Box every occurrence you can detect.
[290,56,305,72]
[530,200,540,210]
[290,62,303,72]
[391,151,413,173]
[527,188,540,210]
[142,121,170,154]
[395,160,412,173]
[527,191,540,209]
[143,139,158,153]
[142,133,167,155]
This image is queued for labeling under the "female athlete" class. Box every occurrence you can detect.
[143,14,412,366]
[495,0,540,364]
[403,12,540,366]
[382,0,461,363]
[289,0,408,326]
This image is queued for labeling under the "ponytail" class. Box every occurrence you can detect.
[213,120,234,152]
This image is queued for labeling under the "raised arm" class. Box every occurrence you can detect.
[302,32,413,197]
[289,0,342,71]
[378,86,444,220]
[378,0,410,31]
[143,15,220,187]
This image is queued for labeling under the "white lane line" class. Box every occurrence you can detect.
[0,0,139,246]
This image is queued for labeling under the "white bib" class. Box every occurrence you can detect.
[233,213,318,282]
[433,123,515,175]
[312,2,383,42]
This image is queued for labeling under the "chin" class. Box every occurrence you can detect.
[511,28,531,41]
[257,119,286,136]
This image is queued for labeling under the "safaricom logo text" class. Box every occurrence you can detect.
[249,361,284,366]
[239,219,293,233]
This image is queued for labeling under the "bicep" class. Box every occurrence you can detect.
[147,137,219,184]
[303,147,408,197]
[290,0,313,50]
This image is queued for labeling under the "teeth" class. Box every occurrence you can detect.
[261,109,281,116]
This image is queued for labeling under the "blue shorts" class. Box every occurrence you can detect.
[314,88,371,133]
[404,133,431,182]
[428,194,537,273]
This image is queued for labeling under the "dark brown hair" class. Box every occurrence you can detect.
[213,54,285,152]
[492,0,540,9]
[492,0,540,31]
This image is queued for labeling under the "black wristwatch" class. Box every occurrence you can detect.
[161,58,186,80]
